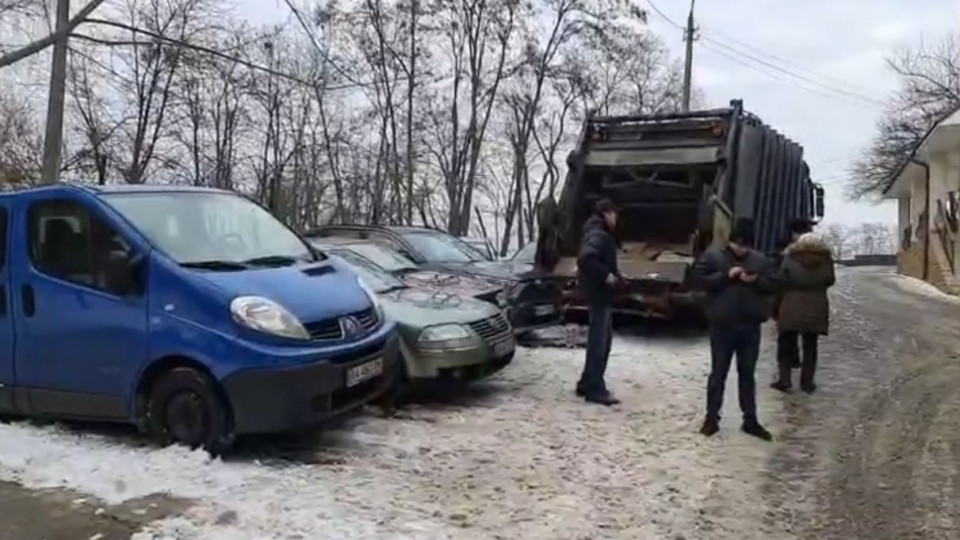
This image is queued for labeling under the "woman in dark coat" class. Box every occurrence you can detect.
[771,232,836,394]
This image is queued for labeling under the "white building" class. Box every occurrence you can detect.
[884,107,960,293]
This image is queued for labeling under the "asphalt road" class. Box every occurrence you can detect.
[761,267,960,540]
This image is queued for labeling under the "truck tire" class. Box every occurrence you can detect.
[146,367,234,455]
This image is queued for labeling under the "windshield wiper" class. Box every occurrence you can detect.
[181,260,249,271]
[243,255,307,267]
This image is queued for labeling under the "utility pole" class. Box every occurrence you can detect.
[681,0,696,112]
[40,0,71,184]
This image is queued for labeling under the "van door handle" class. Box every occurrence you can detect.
[21,285,34,317]
[0,285,6,317]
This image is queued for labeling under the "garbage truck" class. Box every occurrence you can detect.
[536,100,825,320]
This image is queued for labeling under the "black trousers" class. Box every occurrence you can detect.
[578,301,613,396]
[707,325,761,423]
[776,331,819,388]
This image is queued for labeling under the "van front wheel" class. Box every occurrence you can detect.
[146,368,233,454]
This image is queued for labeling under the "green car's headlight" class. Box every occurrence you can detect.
[418,324,472,347]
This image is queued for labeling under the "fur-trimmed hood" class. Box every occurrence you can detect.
[784,233,833,268]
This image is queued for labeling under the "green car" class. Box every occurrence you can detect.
[321,245,517,390]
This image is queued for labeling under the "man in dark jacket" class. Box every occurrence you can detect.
[575,199,622,406]
[691,218,776,440]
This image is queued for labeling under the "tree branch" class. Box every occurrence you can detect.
[0,0,108,69]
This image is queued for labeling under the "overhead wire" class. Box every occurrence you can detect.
[697,41,882,111]
[700,27,887,102]
[280,0,362,87]
[643,0,887,109]
[77,18,401,92]
[697,36,887,107]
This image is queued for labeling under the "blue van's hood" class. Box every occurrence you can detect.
[196,261,371,324]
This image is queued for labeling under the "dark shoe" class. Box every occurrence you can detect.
[742,421,773,441]
[700,419,720,437]
[585,393,620,406]
[801,383,817,395]
[770,381,792,393]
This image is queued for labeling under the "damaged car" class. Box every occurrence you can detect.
[317,246,516,397]
[307,225,564,334]
[302,236,505,307]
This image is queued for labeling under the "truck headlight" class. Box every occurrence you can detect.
[231,296,310,340]
[418,324,472,346]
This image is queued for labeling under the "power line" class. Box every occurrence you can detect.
[645,0,683,29]
[78,19,386,92]
[644,0,887,109]
[698,41,882,111]
[700,27,887,102]
[699,36,887,107]
[281,0,361,87]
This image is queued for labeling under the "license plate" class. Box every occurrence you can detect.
[346,358,384,387]
[533,304,556,316]
[493,339,514,357]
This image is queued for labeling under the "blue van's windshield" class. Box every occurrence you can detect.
[104,192,316,267]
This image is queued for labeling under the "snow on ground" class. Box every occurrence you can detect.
[889,273,960,303]
[0,328,790,540]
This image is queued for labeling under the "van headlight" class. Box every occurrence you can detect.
[418,324,472,347]
[356,276,384,320]
[230,296,310,340]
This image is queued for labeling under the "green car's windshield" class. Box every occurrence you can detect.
[402,231,483,263]
[342,243,419,273]
[329,249,405,293]
[513,242,536,264]
[105,191,316,267]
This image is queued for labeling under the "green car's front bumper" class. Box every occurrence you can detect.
[405,333,516,380]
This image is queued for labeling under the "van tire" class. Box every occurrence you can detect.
[146,367,234,455]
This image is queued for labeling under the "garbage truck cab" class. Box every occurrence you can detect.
[0,184,398,452]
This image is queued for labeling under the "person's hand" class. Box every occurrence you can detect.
[740,272,758,283]
[605,273,618,287]
[728,266,744,279]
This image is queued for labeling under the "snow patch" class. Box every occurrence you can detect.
[0,335,787,539]
[889,274,960,303]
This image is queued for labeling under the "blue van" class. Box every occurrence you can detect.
[0,184,398,451]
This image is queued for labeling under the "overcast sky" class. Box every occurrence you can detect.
[644,0,957,227]
[234,0,956,227]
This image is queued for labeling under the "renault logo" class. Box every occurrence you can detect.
[340,316,361,337]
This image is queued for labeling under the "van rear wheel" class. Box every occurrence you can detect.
[146,368,233,454]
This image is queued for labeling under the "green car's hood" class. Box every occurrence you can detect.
[379,286,500,329]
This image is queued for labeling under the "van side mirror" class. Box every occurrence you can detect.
[105,250,143,296]
[815,185,825,218]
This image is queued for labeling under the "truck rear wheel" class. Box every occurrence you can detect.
[146,367,233,454]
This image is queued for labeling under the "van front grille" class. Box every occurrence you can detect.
[303,307,380,342]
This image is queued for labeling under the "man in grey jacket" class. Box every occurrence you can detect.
[691,218,776,440]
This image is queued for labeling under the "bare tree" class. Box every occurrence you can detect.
[424,0,520,236]
[95,0,216,184]
[0,91,42,187]
[67,47,124,185]
[850,36,960,198]
[823,223,853,260]
[0,0,108,68]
